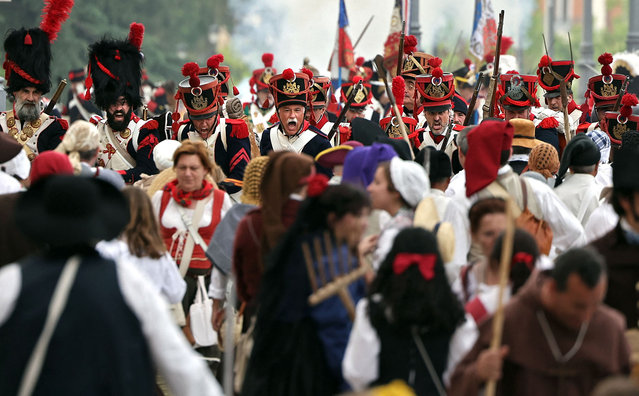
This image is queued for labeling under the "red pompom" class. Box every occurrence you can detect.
[40,0,74,43]
[539,117,559,129]
[207,54,224,69]
[464,58,472,67]
[598,52,613,66]
[621,93,638,107]
[182,62,199,77]
[404,35,417,54]
[189,75,200,88]
[484,54,495,64]
[306,174,330,197]
[301,67,314,80]
[538,55,552,68]
[500,36,514,54]
[128,22,144,51]
[262,53,274,67]
[282,68,295,81]
[431,67,443,79]
[506,70,519,75]
[392,76,405,108]
[233,86,239,96]
[621,106,633,119]
[601,65,612,76]
[353,75,363,84]
[24,32,32,45]
[428,57,442,69]
[171,112,181,122]
[356,57,365,67]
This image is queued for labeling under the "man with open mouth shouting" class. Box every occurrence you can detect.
[170,59,251,196]
[85,23,162,184]
[259,68,332,176]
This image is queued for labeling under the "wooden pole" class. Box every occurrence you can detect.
[485,197,516,396]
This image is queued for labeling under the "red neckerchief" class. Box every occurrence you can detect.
[429,130,445,144]
[164,179,214,207]
[567,100,578,114]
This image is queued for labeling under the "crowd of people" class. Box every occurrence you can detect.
[2,1,639,395]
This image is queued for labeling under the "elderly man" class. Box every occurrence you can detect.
[1,27,68,161]
[449,247,630,396]
[171,60,251,195]
[259,68,332,175]
[85,23,161,184]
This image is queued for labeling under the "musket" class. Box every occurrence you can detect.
[482,10,505,118]
[542,34,572,142]
[43,79,67,115]
[374,54,415,160]
[142,105,148,121]
[396,20,406,77]
[464,73,484,126]
[612,78,630,112]
[353,15,374,50]
[327,80,363,141]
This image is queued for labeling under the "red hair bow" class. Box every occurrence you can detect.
[392,253,437,280]
[512,252,534,270]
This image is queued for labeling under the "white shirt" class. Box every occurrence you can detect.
[584,202,618,243]
[0,259,223,396]
[554,173,603,227]
[342,298,478,391]
[96,239,186,305]
[0,171,22,194]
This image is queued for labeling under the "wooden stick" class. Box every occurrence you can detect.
[485,196,516,396]
[302,242,318,292]
[308,265,368,307]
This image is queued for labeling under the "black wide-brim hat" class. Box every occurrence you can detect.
[605,111,639,145]
[16,175,129,247]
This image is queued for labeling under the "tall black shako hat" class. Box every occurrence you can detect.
[498,71,540,111]
[269,67,312,109]
[587,52,627,110]
[415,57,455,113]
[201,54,238,98]
[16,175,129,247]
[3,0,75,95]
[554,134,600,187]
[536,55,579,98]
[84,22,145,110]
[604,93,639,145]
[177,61,220,120]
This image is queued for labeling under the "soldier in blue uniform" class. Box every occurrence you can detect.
[172,61,251,195]
[259,68,332,176]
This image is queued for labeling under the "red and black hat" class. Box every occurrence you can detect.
[68,68,85,83]
[269,68,311,109]
[452,92,469,115]
[587,53,627,110]
[340,76,373,108]
[349,57,374,82]
[498,71,539,110]
[309,75,332,108]
[380,75,418,137]
[250,53,276,94]
[400,35,433,79]
[604,93,639,145]
[537,55,579,98]
[201,54,237,98]
[3,0,74,95]
[415,57,454,112]
[85,22,145,110]
[177,61,221,120]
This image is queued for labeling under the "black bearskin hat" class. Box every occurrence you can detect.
[85,23,145,110]
[4,28,52,95]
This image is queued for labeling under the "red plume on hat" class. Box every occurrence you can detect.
[620,93,638,119]
[262,53,274,68]
[127,22,144,51]
[484,53,495,64]
[538,55,552,68]
[428,57,443,78]
[40,0,75,43]
[464,58,472,68]
[500,36,514,54]
[598,52,613,76]
[392,76,405,108]
[282,68,295,81]
[207,54,224,69]
[404,35,417,54]
[182,62,200,87]
[301,67,314,80]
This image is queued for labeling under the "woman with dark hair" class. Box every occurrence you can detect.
[241,177,371,396]
[343,227,472,393]
[463,229,540,324]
